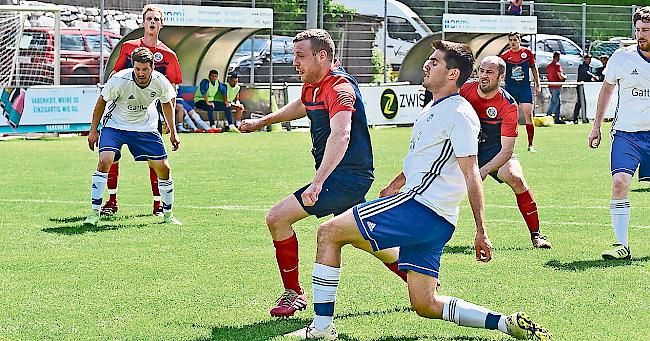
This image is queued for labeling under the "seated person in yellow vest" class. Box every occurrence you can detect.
[194,70,240,132]
[226,73,246,127]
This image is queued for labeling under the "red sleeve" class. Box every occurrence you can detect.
[325,78,356,118]
[113,44,128,72]
[165,52,183,84]
[500,103,519,137]
[527,48,536,65]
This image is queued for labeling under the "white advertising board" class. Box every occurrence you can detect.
[442,14,537,34]
[584,82,616,120]
[155,4,273,29]
[0,86,99,133]
[287,84,428,127]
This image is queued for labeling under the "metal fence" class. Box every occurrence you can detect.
[5,0,643,86]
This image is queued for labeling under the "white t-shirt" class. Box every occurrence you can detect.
[604,45,650,132]
[101,69,176,132]
[402,94,480,226]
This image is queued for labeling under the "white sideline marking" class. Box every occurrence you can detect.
[1,199,648,229]
[0,198,269,211]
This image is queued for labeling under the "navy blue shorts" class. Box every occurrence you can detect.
[99,127,167,162]
[611,130,650,181]
[478,145,517,183]
[353,193,455,278]
[505,85,532,104]
[293,176,371,218]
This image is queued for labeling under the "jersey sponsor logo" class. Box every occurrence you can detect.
[631,88,650,97]
[128,104,148,111]
[128,95,135,100]
[380,88,398,119]
[486,106,498,118]
[366,221,377,231]
[153,52,163,63]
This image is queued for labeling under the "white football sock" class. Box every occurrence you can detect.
[184,115,198,131]
[610,199,630,247]
[441,296,508,333]
[91,171,108,210]
[158,178,174,213]
[312,263,340,331]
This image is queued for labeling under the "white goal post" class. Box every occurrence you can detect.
[0,5,60,86]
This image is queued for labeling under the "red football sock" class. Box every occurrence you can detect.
[149,167,160,198]
[516,189,540,234]
[107,163,119,201]
[273,233,301,292]
[525,124,535,147]
[384,261,407,282]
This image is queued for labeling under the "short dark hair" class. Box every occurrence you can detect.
[228,73,239,79]
[633,6,650,26]
[293,29,335,59]
[131,47,154,66]
[583,54,592,59]
[432,40,475,88]
[209,70,219,76]
[553,51,561,57]
[508,32,521,40]
[142,4,163,24]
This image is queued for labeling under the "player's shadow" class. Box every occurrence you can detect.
[194,307,426,341]
[545,256,650,271]
[631,187,650,193]
[42,223,148,235]
[444,245,527,255]
[48,213,151,223]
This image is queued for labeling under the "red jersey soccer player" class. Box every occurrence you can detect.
[101,4,183,217]
[460,56,551,248]
[500,32,541,152]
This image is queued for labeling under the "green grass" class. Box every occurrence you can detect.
[0,123,649,340]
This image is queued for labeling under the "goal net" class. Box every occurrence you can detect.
[0,5,61,87]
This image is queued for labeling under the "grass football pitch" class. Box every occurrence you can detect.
[0,123,648,340]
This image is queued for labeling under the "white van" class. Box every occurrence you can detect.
[332,0,432,69]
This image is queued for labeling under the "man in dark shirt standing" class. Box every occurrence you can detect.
[573,54,597,124]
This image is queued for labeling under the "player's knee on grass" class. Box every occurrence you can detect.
[409,287,444,319]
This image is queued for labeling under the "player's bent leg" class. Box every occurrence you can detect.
[86,151,116,226]
[407,271,553,340]
[266,195,309,241]
[267,195,310,317]
[499,161,552,249]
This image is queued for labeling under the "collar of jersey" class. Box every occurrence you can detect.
[431,92,459,107]
[637,46,650,63]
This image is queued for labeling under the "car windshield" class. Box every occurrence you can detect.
[87,34,112,52]
[235,38,268,56]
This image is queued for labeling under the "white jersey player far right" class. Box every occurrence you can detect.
[588,6,650,261]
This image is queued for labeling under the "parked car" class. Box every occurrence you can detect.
[519,34,602,81]
[229,35,295,81]
[333,0,433,69]
[17,27,121,85]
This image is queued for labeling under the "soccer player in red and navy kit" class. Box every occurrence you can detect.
[500,32,541,152]
[100,4,183,217]
[240,29,404,318]
[460,56,551,248]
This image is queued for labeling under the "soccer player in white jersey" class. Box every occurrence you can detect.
[286,40,552,340]
[84,47,181,226]
[588,6,650,260]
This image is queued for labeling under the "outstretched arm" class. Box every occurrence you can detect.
[458,155,492,262]
[239,98,307,132]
